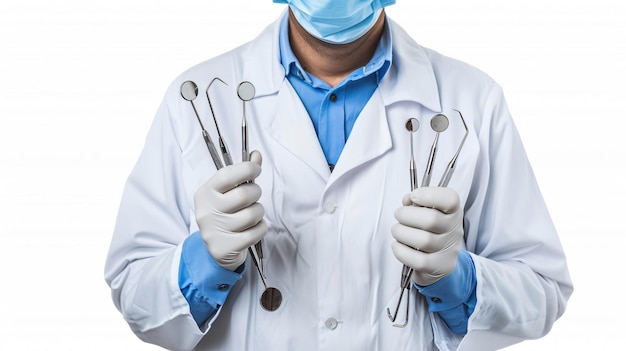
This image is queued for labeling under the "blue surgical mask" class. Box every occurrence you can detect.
[273,0,396,44]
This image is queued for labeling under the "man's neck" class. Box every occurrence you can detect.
[287,10,386,87]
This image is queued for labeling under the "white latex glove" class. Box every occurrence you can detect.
[391,187,464,286]
[194,150,267,271]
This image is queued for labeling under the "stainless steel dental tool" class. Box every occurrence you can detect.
[421,114,449,187]
[206,77,233,167]
[407,118,420,191]
[236,81,261,263]
[387,117,420,328]
[387,111,468,328]
[180,79,282,311]
[180,80,224,170]
[438,110,468,187]
[236,81,282,312]
[237,81,255,163]
[248,244,283,312]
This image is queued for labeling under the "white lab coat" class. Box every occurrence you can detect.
[105,13,573,351]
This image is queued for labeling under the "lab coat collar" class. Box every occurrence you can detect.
[241,12,442,113]
[379,18,442,113]
[265,82,331,180]
[240,11,288,99]
[264,80,393,183]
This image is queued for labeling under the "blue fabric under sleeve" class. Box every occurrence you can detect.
[414,250,477,335]
[178,231,244,326]
[278,13,391,167]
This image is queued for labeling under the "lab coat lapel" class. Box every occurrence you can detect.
[327,19,443,182]
[379,18,442,112]
[330,91,391,181]
[237,11,330,180]
[237,13,442,185]
[263,82,330,181]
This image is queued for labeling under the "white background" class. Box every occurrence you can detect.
[0,0,624,350]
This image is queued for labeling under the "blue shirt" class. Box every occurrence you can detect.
[279,13,391,168]
[179,13,477,334]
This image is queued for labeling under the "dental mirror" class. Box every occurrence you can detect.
[422,114,449,187]
[180,80,199,101]
[405,118,419,190]
[237,81,256,101]
[239,81,255,163]
[260,287,282,312]
[247,247,281,311]
[405,118,419,133]
[180,80,224,169]
[431,113,449,133]
[236,80,279,310]
[387,117,421,327]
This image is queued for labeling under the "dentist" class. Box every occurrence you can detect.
[105,1,573,350]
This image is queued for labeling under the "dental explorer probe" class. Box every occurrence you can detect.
[206,77,233,166]
[180,80,224,170]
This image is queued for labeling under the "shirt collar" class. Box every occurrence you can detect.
[278,13,393,88]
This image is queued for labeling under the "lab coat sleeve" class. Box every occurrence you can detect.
[104,96,217,351]
[452,85,574,351]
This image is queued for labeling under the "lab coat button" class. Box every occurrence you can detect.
[325,317,338,330]
[218,284,229,291]
[324,201,337,214]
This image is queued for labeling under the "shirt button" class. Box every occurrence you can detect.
[325,317,339,330]
[218,284,229,291]
[329,93,337,102]
[324,201,337,214]
[431,297,442,303]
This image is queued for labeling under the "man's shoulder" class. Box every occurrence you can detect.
[389,19,498,87]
